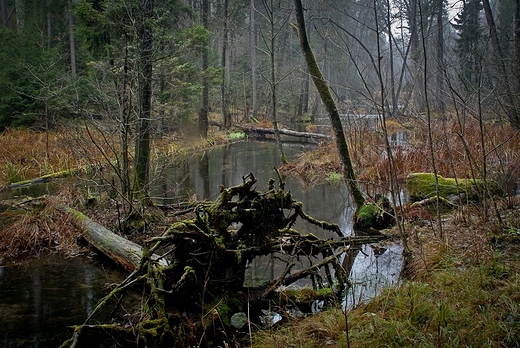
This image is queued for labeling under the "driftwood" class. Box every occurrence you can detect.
[62,172,386,348]
[239,125,332,141]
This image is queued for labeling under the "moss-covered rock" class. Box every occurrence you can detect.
[406,173,504,203]
[354,195,395,232]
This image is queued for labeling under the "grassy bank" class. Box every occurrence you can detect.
[252,201,520,347]
[0,122,232,189]
[253,118,520,347]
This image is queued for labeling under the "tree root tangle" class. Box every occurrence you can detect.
[62,172,386,347]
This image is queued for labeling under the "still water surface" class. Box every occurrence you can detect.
[0,140,402,346]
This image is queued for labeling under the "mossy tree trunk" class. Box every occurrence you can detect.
[292,0,364,209]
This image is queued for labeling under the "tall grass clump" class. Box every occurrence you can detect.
[0,194,83,260]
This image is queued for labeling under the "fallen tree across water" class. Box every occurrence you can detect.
[4,169,77,191]
[60,172,386,348]
[239,125,332,141]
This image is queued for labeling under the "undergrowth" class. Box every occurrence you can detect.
[0,189,85,260]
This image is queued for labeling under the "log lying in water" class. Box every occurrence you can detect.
[65,207,167,271]
[239,126,332,141]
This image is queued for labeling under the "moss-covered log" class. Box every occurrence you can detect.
[8,169,77,190]
[65,207,167,271]
[407,172,504,203]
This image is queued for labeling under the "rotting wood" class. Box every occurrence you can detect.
[61,172,386,347]
[64,207,168,271]
[238,125,332,141]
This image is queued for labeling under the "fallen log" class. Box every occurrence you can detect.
[64,207,167,271]
[239,125,332,141]
[8,169,77,190]
[406,172,504,203]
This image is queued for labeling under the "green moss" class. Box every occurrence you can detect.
[354,196,395,231]
[325,172,343,184]
[278,287,334,304]
[355,204,380,230]
[227,131,246,140]
[407,172,504,202]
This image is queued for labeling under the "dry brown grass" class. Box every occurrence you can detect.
[281,118,520,193]
[280,142,341,187]
[0,190,85,260]
[0,127,111,187]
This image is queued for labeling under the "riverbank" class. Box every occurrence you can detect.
[252,199,520,347]
[2,121,520,347]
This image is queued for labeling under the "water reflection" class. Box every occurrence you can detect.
[0,140,403,345]
[0,254,125,348]
[154,140,403,305]
[344,243,403,309]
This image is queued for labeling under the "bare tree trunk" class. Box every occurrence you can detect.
[408,0,425,111]
[374,0,408,253]
[14,0,24,31]
[1,0,8,27]
[67,0,76,77]
[249,0,257,121]
[386,0,397,116]
[514,0,520,112]
[435,0,444,113]
[134,0,153,194]
[293,0,365,210]
[221,0,230,127]
[419,1,443,239]
[482,0,520,128]
[199,0,209,137]
[119,34,131,198]
[266,0,287,164]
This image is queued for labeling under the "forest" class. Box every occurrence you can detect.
[1,0,520,347]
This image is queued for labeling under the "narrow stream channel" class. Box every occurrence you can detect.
[0,139,402,347]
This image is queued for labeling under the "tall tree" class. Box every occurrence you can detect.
[262,0,288,164]
[249,0,257,121]
[199,0,209,136]
[67,0,77,77]
[452,0,484,88]
[435,0,445,112]
[293,0,365,210]
[482,0,520,128]
[134,0,154,194]
[221,0,231,127]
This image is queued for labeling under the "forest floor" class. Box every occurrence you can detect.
[1,121,520,347]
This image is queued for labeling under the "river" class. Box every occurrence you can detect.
[0,139,402,347]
